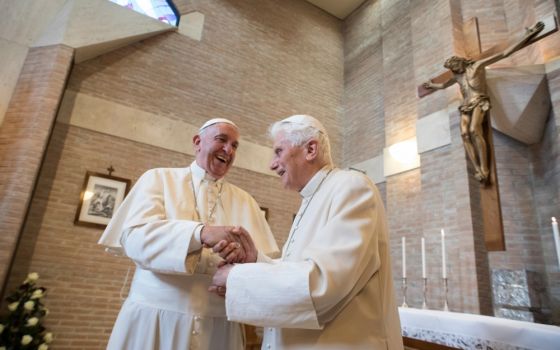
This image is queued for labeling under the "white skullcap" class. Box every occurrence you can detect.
[281,114,327,134]
[199,118,238,132]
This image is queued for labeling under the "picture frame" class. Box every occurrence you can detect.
[260,207,269,221]
[75,171,131,228]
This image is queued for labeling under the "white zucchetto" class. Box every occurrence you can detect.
[199,118,238,132]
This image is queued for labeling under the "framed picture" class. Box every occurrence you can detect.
[75,171,131,228]
[260,207,269,221]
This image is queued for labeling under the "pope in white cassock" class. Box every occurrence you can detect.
[210,115,404,350]
[98,118,279,350]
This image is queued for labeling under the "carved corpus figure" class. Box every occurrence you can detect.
[423,21,544,183]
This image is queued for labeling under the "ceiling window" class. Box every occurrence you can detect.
[110,0,179,26]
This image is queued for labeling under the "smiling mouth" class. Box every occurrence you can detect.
[216,155,229,164]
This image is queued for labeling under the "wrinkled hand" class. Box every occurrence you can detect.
[208,263,234,297]
[212,240,246,263]
[200,226,241,247]
[212,226,257,263]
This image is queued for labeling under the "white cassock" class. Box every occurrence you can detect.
[98,161,279,350]
[225,167,404,350]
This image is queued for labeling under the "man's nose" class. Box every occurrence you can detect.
[224,143,235,154]
[269,159,277,170]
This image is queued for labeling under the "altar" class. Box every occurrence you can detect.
[399,308,560,350]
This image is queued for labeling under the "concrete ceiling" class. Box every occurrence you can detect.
[304,0,367,19]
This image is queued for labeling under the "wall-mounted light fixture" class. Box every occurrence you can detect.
[383,137,420,177]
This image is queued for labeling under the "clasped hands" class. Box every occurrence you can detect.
[200,225,257,263]
[200,225,256,297]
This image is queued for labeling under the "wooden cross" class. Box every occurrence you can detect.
[107,165,115,176]
[418,15,558,251]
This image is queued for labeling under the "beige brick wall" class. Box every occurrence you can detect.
[0,45,73,289]
[6,123,299,348]
[3,3,560,350]
[67,0,343,162]
[342,0,560,317]
[2,1,341,348]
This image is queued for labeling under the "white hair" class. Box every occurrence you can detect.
[269,116,333,166]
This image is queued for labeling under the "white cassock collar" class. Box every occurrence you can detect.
[299,166,333,199]
[190,161,224,190]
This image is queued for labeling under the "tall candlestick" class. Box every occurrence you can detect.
[553,217,560,269]
[402,237,406,278]
[421,237,426,278]
[441,229,447,278]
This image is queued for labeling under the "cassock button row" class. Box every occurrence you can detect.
[192,315,201,335]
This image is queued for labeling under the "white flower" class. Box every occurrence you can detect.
[24,300,35,311]
[43,308,50,316]
[31,289,44,299]
[21,334,33,345]
[44,332,53,343]
[0,323,4,334]
[25,272,39,284]
[8,301,19,311]
[26,317,39,326]
[38,344,49,350]
[0,346,6,350]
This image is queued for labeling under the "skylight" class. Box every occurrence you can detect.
[110,0,179,26]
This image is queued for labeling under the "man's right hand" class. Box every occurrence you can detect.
[212,226,258,263]
[200,226,240,247]
[200,226,247,263]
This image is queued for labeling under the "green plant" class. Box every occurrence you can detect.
[0,273,53,350]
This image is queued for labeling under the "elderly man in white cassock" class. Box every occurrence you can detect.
[210,115,403,350]
[98,118,279,350]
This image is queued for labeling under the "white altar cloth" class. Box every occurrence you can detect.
[399,307,560,350]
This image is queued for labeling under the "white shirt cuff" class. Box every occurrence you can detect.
[189,223,204,252]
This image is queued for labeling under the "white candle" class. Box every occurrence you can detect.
[421,237,426,278]
[402,237,406,278]
[552,217,560,269]
[441,229,447,278]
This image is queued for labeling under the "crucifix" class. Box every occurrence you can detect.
[418,16,557,251]
[107,165,115,176]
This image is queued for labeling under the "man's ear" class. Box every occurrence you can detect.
[305,139,319,161]
[193,135,201,152]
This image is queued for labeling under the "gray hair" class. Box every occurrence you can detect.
[269,119,333,166]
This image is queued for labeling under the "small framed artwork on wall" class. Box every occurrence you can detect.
[75,171,131,228]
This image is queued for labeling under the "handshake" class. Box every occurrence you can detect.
[200,225,257,264]
[201,225,256,297]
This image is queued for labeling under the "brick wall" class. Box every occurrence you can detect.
[342,0,487,313]
[533,67,560,323]
[2,1,341,348]
[3,3,560,350]
[460,0,560,320]
[68,0,343,162]
[342,0,560,317]
[342,0,384,165]
[6,123,299,349]
[0,45,73,291]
